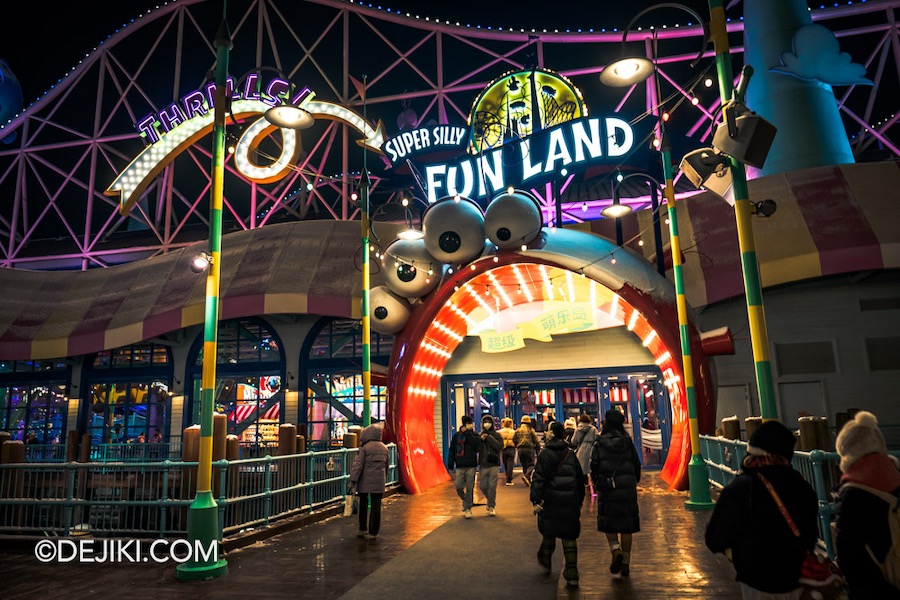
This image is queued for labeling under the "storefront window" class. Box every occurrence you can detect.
[0,360,70,443]
[85,343,172,444]
[303,319,393,449]
[187,318,285,447]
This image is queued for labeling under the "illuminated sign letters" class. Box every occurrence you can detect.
[422,116,635,203]
[383,125,467,166]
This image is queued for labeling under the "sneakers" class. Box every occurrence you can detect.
[487,506,496,516]
[463,508,473,519]
[565,578,580,587]
[536,552,551,575]
[564,567,580,587]
[363,533,378,540]
[610,548,624,574]
[621,564,630,577]
[505,482,514,486]
[356,530,367,538]
[522,474,531,486]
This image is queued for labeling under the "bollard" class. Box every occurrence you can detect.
[212,414,227,461]
[721,416,741,440]
[225,435,240,461]
[744,417,762,441]
[798,416,818,451]
[181,425,200,516]
[66,430,80,462]
[278,424,297,456]
[296,435,306,454]
[78,434,92,462]
[814,416,832,451]
[343,432,359,449]
[835,411,850,436]
[0,432,11,450]
[1,441,26,524]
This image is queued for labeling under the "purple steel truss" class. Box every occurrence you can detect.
[0,0,896,270]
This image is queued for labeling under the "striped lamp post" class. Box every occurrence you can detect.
[176,13,230,581]
[708,0,778,421]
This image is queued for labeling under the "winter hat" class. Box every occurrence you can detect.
[520,415,532,424]
[548,421,566,440]
[482,414,495,426]
[461,415,474,426]
[836,411,888,472]
[747,420,796,461]
[564,417,577,430]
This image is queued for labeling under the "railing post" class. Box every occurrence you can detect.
[809,449,837,559]
[160,460,170,538]
[64,463,76,534]
[216,459,228,539]
[264,455,273,526]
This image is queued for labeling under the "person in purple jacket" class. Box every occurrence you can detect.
[349,422,389,540]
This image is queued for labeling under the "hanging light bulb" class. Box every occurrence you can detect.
[581,202,588,212]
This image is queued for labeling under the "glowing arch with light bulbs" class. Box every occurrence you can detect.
[379,224,716,494]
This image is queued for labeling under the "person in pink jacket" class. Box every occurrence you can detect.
[349,423,389,540]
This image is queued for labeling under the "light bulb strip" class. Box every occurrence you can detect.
[627,310,640,331]
[539,264,554,301]
[567,270,575,304]
[486,271,514,308]
[466,284,496,316]
[433,320,464,342]
[512,265,534,302]
[447,302,479,329]
[654,350,671,365]
[642,329,658,347]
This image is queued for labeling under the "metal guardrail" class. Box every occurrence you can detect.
[0,444,398,539]
[701,435,900,560]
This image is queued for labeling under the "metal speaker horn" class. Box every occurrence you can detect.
[712,104,777,169]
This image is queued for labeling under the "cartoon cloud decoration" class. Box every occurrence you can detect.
[381,238,441,298]
[369,286,412,334]
[770,24,873,86]
[422,195,485,264]
[484,189,543,250]
[0,59,25,144]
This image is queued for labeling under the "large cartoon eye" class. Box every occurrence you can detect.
[484,189,543,250]
[422,196,486,264]
[382,238,441,298]
[369,286,412,334]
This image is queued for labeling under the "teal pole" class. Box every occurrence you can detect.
[176,10,230,581]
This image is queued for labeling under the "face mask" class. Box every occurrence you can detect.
[483,421,492,429]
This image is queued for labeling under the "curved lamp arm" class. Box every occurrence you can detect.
[600,3,710,87]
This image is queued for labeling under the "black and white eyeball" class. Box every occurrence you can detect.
[369,286,412,334]
[422,196,486,264]
[382,238,441,298]
[484,189,543,250]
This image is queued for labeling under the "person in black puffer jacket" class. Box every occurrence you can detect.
[705,420,818,597]
[530,420,586,587]
[590,408,641,577]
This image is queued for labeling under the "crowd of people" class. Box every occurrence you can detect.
[349,408,899,598]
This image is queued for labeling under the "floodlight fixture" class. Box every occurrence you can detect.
[712,102,777,169]
[680,147,734,205]
[191,251,213,273]
[752,199,778,218]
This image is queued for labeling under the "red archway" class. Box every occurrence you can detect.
[385,229,716,493]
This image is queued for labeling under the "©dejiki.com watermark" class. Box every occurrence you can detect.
[34,538,218,564]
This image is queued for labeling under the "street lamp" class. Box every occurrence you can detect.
[176,15,232,580]
[601,3,714,510]
[612,173,666,277]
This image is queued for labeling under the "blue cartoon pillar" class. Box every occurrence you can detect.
[744,0,867,176]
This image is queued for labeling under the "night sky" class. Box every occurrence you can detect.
[2,0,719,107]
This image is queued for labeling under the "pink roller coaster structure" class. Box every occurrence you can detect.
[0,0,896,271]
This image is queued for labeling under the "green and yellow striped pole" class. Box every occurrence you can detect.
[662,143,714,510]
[708,0,777,421]
[361,76,371,428]
[176,11,230,581]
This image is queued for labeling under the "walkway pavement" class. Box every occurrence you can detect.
[0,472,742,599]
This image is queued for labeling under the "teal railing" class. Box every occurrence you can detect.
[0,444,398,538]
[701,434,900,560]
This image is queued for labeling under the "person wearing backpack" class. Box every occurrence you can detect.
[834,410,900,599]
[447,415,481,519]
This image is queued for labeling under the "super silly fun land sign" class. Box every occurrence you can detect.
[421,116,634,203]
